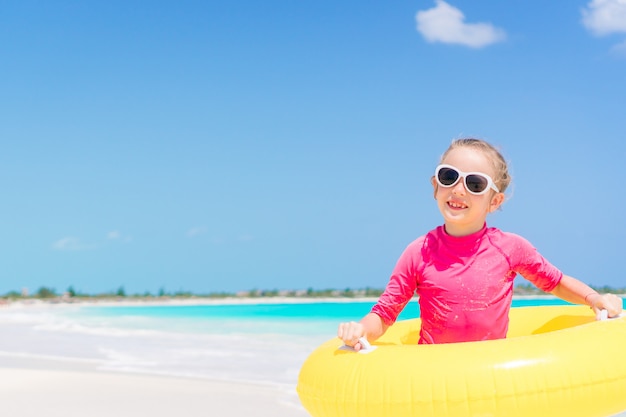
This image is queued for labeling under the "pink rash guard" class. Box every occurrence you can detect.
[371,224,563,344]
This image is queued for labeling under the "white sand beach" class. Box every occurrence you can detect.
[0,300,316,417]
[0,354,310,417]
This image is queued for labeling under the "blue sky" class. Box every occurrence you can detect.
[1,0,625,295]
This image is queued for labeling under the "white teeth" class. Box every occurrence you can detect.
[448,201,466,209]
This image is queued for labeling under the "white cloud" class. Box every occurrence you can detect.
[53,231,132,251]
[582,0,626,36]
[107,230,132,242]
[107,230,121,240]
[415,0,506,48]
[187,226,207,238]
[52,237,95,251]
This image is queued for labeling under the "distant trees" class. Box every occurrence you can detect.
[1,283,624,301]
[35,287,57,299]
[4,290,22,299]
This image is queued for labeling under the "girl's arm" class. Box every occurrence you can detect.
[550,274,623,318]
[337,313,389,351]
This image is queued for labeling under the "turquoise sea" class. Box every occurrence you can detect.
[70,296,573,336]
[2,297,624,415]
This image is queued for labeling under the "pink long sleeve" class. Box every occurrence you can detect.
[371,225,562,344]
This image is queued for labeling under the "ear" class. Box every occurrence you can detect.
[489,192,505,212]
[431,176,437,199]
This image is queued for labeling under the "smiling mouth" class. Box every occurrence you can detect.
[447,201,468,209]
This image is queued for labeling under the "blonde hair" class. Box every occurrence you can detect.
[440,138,511,193]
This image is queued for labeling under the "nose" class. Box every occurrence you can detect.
[451,177,467,195]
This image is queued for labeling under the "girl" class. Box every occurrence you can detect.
[338,138,623,350]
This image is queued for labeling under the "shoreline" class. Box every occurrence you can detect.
[0,306,311,417]
[0,293,574,309]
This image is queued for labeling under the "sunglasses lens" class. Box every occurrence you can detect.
[437,167,459,186]
[465,175,489,193]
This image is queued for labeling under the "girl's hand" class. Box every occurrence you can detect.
[337,321,366,351]
[589,293,623,319]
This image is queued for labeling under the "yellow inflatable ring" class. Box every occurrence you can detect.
[297,305,626,417]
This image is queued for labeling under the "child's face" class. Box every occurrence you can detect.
[431,147,504,236]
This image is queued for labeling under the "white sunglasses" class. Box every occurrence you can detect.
[435,164,500,195]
